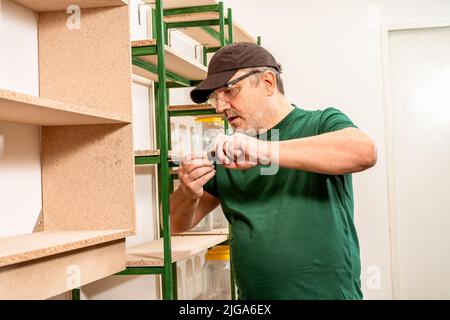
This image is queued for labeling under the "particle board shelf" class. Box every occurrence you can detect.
[132,40,207,82]
[175,227,229,236]
[0,229,128,299]
[182,22,256,48]
[144,0,214,9]
[126,234,227,267]
[12,0,127,12]
[0,89,130,126]
[134,149,183,161]
[0,229,128,268]
[135,149,161,157]
[168,104,215,112]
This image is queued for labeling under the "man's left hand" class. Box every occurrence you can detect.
[211,133,271,170]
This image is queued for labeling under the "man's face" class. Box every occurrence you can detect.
[212,70,267,132]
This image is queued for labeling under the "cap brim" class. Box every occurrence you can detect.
[190,69,237,104]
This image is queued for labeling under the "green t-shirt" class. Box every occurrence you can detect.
[204,106,363,300]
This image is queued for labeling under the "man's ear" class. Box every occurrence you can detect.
[262,71,276,96]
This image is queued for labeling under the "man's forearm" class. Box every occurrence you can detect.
[266,128,377,175]
[168,186,199,234]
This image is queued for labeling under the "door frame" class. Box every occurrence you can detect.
[380,20,450,299]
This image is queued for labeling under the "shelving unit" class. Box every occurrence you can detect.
[0,0,134,299]
[115,0,258,300]
[146,0,257,48]
[132,40,207,82]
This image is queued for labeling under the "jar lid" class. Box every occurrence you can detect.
[206,245,230,261]
[195,116,224,125]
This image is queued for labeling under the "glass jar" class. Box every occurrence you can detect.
[212,207,228,229]
[194,116,225,154]
[203,245,231,300]
[189,213,213,232]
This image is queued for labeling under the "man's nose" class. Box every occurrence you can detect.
[215,99,230,114]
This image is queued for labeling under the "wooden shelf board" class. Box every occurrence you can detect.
[181,24,256,48]
[0,89,130,126]
[135,149,160,157]
[0,238,125,300]
[0,229,128,268]
[132,41,207,81]
[134,149,184,161]
[131,39,157,47]
[143,0,214,9]
[228,21,257,44]
[12,0,127,12]
[175,227,229,236]
[165,11,219,23]
[168,103,214,112]
[126,234,227,267]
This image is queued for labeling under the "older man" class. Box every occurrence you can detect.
[169,42,377,299]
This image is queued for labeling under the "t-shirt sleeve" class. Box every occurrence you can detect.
[318,107,358,134]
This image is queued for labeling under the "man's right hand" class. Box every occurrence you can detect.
[178,152,216,200]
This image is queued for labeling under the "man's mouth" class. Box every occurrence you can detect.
[227,115,239,123]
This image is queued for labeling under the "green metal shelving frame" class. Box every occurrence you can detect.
[72,0,260,301]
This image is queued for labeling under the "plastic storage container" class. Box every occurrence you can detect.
[203,245,231,300]
[194,116,224,154]
[189,212,213,232]
[190,116,225,232]
[212,207,228,229]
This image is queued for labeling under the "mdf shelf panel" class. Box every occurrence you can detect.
[134,149,182,159]
[181,23,256,48]
[144,0,214,9]
[126,234,227,267]
[0,229,128,267]
[12,0,127,12]
[132,40,207,81]
[0,89,130,126]
[39,7,132,120]
[174,227,229,236]
[135,149,161,157]
[41,125,136,232]
[39,6,136,234]
[0,230,127,299]
[168,103,214,112]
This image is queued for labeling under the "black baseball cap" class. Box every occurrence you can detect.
[190,42,280,104]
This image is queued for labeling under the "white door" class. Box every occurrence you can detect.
[387,26,450,299]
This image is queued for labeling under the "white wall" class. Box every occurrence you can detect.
[0,0,41,238]
[221,0,450,299]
